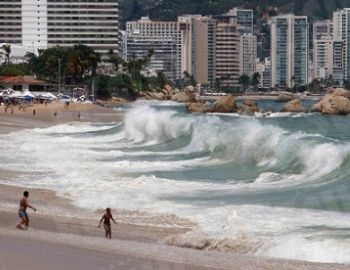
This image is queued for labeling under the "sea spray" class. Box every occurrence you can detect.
[0,102,350,264]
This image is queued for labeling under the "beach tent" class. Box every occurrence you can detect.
[38,92,57,100]
[19,91,35,101]
[9,91,21,98]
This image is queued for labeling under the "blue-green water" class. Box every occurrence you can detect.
[1,100,350,263]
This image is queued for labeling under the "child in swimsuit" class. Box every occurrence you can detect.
[98,208,118,239]
[17,191,36,230]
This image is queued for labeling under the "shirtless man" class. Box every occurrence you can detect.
[98,208,117,239]
[17,191,36,230]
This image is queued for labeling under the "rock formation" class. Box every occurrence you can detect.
[281,99,305,113]
[238,100,260,115]
[207,96,237,113]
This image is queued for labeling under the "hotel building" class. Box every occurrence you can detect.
[270,14,309,88]
[240,33,257,76]
[178,15,216,85]
[0,0,119,53]
[123,16,182,82]
[333,8,350,82]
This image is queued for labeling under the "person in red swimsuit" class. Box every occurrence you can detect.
[17,191,37,230]
[98,208,118,239]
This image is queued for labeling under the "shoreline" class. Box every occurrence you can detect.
[0,101,349,269]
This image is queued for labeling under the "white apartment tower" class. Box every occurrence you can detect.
[124,17,182,82]
[333,8,350,82]
[240,33,257,76]
[313,20,333,80]
[0,0,119,53]
[271,14,309,88]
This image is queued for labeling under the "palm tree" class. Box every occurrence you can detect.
[1,44,11,65]
[66,50,89,84]
[251,73,261,90]
[239,74,250,91]
[107,51,125,73]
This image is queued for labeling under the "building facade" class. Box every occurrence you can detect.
[226,8,254,34]
[313,20,334,80]
[256,58,271,89]
[124,17,182,82]
[214,14,241,88]
[240,33,257,77]
[0,0,119,53]
[178,15,216,85]
[333,8,350,82]
[271,14,309,89]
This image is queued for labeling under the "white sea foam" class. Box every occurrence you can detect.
[1,104,350,264]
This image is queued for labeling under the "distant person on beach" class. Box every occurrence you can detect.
[98,208,118,239]
[17,191,36,230]
[33,109,36,116]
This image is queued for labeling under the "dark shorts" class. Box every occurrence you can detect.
[19,210,28,219]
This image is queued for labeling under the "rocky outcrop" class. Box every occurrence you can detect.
[311,95,350,115]
[171,91,196,103]
[238,100,260,116]
[326,88,350,99]
[170,85,197,103]
[186,102,209,113]
[281,99,305,113]
[207,96,237,113]
[276,92,296,102]
[160,84,174,99]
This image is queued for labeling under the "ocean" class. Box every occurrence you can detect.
[1,100,350,264]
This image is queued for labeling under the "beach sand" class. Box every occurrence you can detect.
[0,102,348,270]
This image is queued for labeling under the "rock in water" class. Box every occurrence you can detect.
[207,96,237,113]
[238,100,260,115]
[326,88,350,99]
[276,92,295,102]
[186,102,208,113]
[311,95,350,115]
[281,99,305,113]
[171,91,196,103]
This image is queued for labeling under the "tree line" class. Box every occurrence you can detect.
[0,44,175,100]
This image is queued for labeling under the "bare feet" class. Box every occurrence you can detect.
[16,224,24,230]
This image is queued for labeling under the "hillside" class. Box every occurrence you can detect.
[119,0,348,24]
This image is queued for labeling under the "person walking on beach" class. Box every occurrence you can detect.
[17,191,36,230]
[98,208,118,239]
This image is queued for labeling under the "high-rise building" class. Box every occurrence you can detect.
[313,20,334,80]
[270,14,309,88]
[0,0,119,53]
[178,15,216,85]
[123,17,182,82]
[214,13,241,88]
[226,8,254,34]
[333,8,350,82]
[256,58,271,89]
[240,33,257,76]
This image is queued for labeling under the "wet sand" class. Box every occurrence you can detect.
[0,102,121,133]
[0,102,349,270]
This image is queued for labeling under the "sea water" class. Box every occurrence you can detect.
[1,100,350,264]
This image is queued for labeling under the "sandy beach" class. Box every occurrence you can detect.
[0,101,349,270]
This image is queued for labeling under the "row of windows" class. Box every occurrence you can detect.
[48,0,117,2]
[48,40,118,45]
[48,34,118,38]
[0,34,21,37]
[47,16,117,20]
[48,11,117,15]
[48,23,118,27]
[48,28,117,32]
